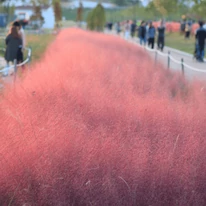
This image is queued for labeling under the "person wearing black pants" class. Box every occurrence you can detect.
[148,22,156,49]
[13,21,26,71]
[130,20,136,38]
[157,21,165,51]
[148,37,155,49]
[195,21,206,62]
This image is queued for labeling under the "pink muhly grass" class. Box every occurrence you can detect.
[0,28,206,205]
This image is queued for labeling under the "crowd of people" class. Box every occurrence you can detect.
[180,19,193,39]
[107,19,206,62]
[3,21,26,76]
[110,20,166,51]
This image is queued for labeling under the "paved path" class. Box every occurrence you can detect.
[0,57,14,88]
[129,36,206,81]
[106,30,206,82]
[0,56,6,68]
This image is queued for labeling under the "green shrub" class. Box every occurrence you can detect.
[86,3,106,31]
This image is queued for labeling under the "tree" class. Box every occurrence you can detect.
[30,5,44,29]
[52,0,62,27]
[191,0,206,18]
[112,0,127,6]
[86,3,106,31]
[153,0,179,16]
[76,2,83,22]
[146,0,190,17]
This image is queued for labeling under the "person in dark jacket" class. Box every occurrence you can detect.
[148,22,156,49]
[195,21,206,62]
[157,21,165,51]
[5,26,22,65]
[130,20,136,38]
[13,21,25,65]
[139,21,146,45]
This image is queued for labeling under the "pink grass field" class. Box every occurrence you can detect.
[0,28,206,205]
[153,21,199,34]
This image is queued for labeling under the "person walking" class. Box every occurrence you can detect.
[4,27,22,76]
[185,22,191,39]
[116,22,121,35]
[124,20,130,40]
[180,20,186,35]
[195,21,206,62]
[157,21,165,51]
[203,21,206,30]
[138,21,147,46]
[148,22,156,49]
[130,20,136,38]
[13,21,26,66]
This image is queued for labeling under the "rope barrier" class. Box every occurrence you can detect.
[169,55,182,65]
[183,62,206,73]
[108,31,206,75]
[0,47,32,74]
[143,45,206,73]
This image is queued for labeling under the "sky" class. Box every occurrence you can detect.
[141,0,150,6]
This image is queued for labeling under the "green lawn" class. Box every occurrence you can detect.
[165,32,195,54]
[26,33,55,62]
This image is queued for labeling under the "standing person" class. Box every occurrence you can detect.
[124,20,130,40]
[203,21,206,30]
[130,20,136,38]
[157,21,165,51]
[185,22,191,39]
[180,19,186,35]
[195,21,206,62]
[13,21,26,68]
[145,21,149,42]
[138,21,146,46]
[4,27,22,76]
[148,22,156,49]
[107,22,113,31]
[76,2,83,28]
[116,22,121,35]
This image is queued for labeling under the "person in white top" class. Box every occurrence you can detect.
[124,20,130,40]
[203,23,206,30]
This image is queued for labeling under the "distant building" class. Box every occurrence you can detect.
[3,0,55,29]
[0,14,7,27]
[3,0,32,7]
[62,0,117,9]
[14,5,55,29]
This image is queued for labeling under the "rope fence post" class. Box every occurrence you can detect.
[181,58,184,75]
[13,59,17,83]
[155,50,158,64]
[167,51,171,69]
[29,47,32,66]
[27,47,32,69]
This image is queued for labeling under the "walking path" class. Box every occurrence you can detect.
[106,30,206,81]
[129,36,206,81]
[0,56,6,68]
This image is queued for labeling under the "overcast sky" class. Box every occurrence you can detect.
[141,0,150,6]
